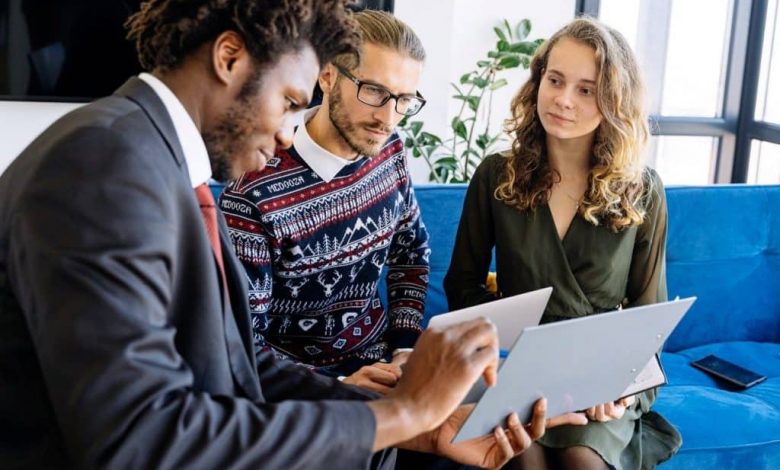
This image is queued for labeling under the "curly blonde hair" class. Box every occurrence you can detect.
[495,17,651,231]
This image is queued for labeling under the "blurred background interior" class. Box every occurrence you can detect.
[1,0,779,185]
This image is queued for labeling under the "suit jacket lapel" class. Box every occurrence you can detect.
[218,207,262,400]
[116,77,261,399]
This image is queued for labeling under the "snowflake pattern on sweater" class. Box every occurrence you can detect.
[221,133,430,372]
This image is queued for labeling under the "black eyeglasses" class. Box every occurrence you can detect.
[335,65,426,116]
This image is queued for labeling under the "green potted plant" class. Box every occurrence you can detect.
[400,19,543,183]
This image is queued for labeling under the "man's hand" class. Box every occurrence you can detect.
[585,395,636,422]
[426,399,588,469]
[389,318,499,431]
[366,318,499,451]
[341,362,402,395]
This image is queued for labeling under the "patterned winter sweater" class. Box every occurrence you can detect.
[221,132,430,375]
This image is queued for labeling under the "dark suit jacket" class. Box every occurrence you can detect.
[0,78,388,469]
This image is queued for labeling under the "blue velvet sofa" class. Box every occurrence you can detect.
[211,182,780,468]
[412,184,780,469]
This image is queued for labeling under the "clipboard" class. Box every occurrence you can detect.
[427,287,552,349]
[452,297,696,443]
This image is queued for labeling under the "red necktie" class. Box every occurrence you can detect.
[195,184,230,297]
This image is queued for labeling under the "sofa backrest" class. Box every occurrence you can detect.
[412,184,780,352]
[212,182,780,351]
[663,185,780,350]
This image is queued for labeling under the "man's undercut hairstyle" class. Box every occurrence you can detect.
[126,0,359,73]
[333,9,425,70]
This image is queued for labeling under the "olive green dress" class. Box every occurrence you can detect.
[444,154,682,470]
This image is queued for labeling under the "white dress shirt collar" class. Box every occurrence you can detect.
[293,106,363,183]
[139,73,212,188]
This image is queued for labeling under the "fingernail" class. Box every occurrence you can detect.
[540,398,547,412]
[509,413,520,426]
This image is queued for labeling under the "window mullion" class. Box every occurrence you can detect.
[715,0,753,182]
[732,0,769,182]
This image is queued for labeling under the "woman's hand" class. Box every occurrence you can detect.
[585,395,636,422]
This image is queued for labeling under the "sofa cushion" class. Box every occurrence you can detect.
[413,184,468,318]
[664,186,780,351]
[656,342,780,469]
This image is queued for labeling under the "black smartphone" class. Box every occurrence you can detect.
[691,354,767,389]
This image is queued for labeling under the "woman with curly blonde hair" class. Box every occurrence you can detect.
[444,17,682,470]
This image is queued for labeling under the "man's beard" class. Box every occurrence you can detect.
[202,96,256,183]
[202,122,237,183]
[202,72,263,183]
[328,84,391,157]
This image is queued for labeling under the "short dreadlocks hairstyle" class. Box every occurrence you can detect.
[126,0,359,73]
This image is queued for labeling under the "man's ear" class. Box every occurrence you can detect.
[211,31,250,88]
[318,63,338,94]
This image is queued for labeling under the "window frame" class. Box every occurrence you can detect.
[576,0,780,184]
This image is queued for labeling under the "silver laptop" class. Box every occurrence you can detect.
[427,287,553,349]
[452,297,696,443]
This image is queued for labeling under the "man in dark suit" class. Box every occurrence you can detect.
[0,1,582,468]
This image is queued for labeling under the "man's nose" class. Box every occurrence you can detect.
[275,118,295,149]
[373,99,397,127]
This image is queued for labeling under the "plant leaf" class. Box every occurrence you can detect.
[503,19,513,39]
[466,96,480,112]
[476,134,489,150]
[515,19,531,40]
[508,41,538,55]
[498,55,521,69]
[421,131,442,145]
[493,27,507,43]
[497,40,510,52]
[460,72,473,84]
[489,78,508,91]
[410,121,423,136]
[451,117,468,140]
[461,148,481,159]
[435,156,458,166]
[472,77,489,88]
[477,60,491,68]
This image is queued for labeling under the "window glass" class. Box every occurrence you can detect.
[599,0,641,50]
[660,0,731,116]
[747,140,780,184]
[651,135,718,185]
[754,0,780,124]
[599,0,732,117]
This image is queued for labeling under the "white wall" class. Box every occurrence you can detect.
[0,1,576,179]
[0,101,83,174]
[394,0,576,182]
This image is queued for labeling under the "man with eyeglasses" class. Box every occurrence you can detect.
[221,10,430,393]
